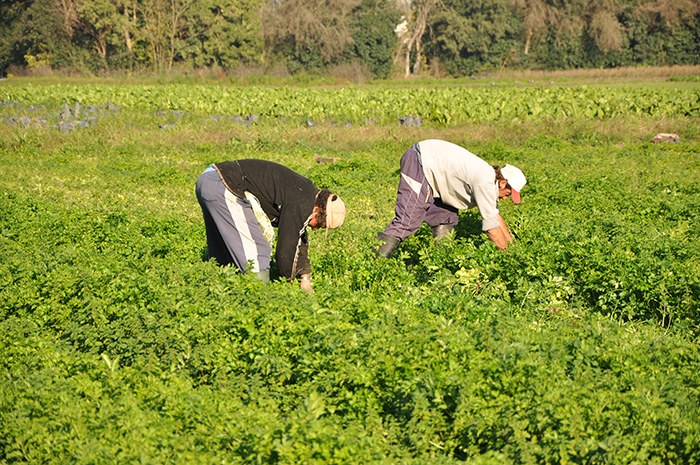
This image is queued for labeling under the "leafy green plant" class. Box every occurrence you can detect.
[1,81,699,464]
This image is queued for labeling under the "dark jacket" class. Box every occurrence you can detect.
[214,160,318,278]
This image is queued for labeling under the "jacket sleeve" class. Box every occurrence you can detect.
[275,202,312,279]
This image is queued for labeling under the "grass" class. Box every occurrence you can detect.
[4,64,700,88]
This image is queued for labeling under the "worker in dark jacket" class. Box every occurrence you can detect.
[196,159,346,293]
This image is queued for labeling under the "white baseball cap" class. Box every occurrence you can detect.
[501,164,527,204]
[325,194,346,238]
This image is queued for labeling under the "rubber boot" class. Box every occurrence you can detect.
[432,224,455,243]
[253,270,270,283]
[372,232,400,259]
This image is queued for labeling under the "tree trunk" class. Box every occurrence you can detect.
[96,36,107,66]
[55,0,78,37]
[524,33,531,55]
[404,42,411,77]
[169,15,176,72]
[413,37,421,74]
[168,0,194,73]
[123,6,133,53]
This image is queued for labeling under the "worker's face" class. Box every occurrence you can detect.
[498,180,512,200]
[309,206,322,230]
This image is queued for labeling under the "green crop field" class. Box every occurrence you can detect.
[1,78,700,464]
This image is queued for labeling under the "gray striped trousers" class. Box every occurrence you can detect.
[195,166,272,273]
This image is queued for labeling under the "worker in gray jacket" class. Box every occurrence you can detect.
[374,139,526,258]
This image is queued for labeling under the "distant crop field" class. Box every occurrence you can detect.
[1,80,699,464]
[2,81,700,127]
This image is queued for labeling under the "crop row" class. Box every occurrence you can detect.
[2,84,699,125]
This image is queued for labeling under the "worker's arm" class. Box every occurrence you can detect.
[300,274,313,293]
[486,214,514,250]
[498,214,514,244]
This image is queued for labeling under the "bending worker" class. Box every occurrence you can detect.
[196,159,346,293]
[374,139,526,258]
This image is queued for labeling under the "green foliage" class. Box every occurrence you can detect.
[430,0,521,76]
[284,43,327,75]
[2,0,700,76]
[346,0,401,79]
[1,82,699,464]
[180,0,265,69]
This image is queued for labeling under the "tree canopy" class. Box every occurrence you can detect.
[1,0,698,78]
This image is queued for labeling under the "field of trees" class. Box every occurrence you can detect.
[1,75,700,463]
[2,0,700,79]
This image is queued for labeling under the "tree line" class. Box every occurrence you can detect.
[1,0,699,79]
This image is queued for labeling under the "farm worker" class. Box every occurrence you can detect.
[373,139,526,258]
[196,159,346,293]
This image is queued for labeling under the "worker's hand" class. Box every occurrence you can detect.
[300,277,314,293]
